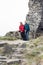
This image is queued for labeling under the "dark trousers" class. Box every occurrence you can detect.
[20,32,26,40]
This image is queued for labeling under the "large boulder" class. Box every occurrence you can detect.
[26,0,43,38]
[5,31,21,39]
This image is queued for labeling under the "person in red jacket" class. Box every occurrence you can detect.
[19,22,26,40]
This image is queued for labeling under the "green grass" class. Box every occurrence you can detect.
[0,36,18,40]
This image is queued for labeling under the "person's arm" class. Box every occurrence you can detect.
[19,26,22,32]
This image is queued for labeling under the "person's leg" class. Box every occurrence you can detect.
[26,32,29,40]
[20,32,23,40]
[20,32,26,40]
[21,32,24,40]
[21,32,25,40]
[25,31,27,40]
[23,32,27,40]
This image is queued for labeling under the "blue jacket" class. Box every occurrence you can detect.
[24,23,30,32]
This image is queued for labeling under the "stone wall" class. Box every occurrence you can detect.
[26,0,43,38]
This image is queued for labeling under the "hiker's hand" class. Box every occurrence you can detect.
[19,31,20,32]
[25,30,26,32]
[21,31,22,32]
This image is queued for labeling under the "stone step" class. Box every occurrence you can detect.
[0,56,7,59]
[0,58,26,63]
[7,59,26,63]
[13,53,23,57]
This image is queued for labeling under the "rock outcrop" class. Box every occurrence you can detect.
[26,0,43,38]
[5,31,21,39]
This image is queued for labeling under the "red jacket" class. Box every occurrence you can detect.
[19,24,25,32]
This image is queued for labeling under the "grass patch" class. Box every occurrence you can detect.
[0,36,18,40]
[39,55,43,59]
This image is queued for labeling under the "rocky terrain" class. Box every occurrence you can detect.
[5,31,21,39]
[0,36,43,65]
[26,0,43,38]
[0,0,43,65]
